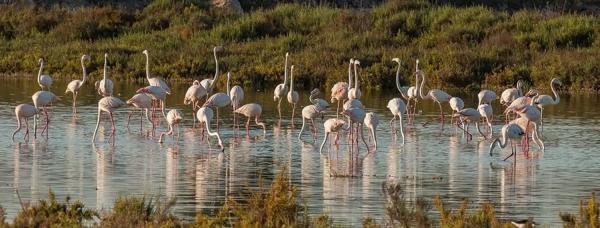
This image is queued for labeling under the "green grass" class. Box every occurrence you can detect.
[0,0,599,92]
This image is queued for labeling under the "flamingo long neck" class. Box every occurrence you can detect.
[309,92,316,104]
[226,73,230,93]
[290,67,294,93]
[205,118,224,147]
[37,60,43,83]
[213,49,219,81]
[103,56,108,80]
[81,58,87,84]
[550,81,560,104]
[419,72,427,99]
[255,117,267,134]
[354,64,359,91]
[348,60,353,89]
[395,62,407,98]
[144,52,150,80]
[283,54,288,86]
[516,81,523,97]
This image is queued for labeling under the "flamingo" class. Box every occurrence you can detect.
[65,55,90,113]
[510,116,545,152]
[364,112,379,151]
[504,90,538,120]
[533,78,561,131]
[348,60,362,100]
[32,91,59,138]
[387,58,408,144]
[489,123,526,161]
[418,59,452,125]
[136,86,167,119]
[126,93,154,134]
[341,107,369,151]
[234,103,267,135]
[319,118,347,154]
[96,53,113,97]
[229,73,244,130]
[201,46,224,96]
[298,90,328,141]
[478,104,493,137]
[274,52,290,120]
[405,59,421,119]
[184,80,207,127]
[478,89,497,105]
[12,104,39,142]
[37,58,52,91]
[287,65,299,125]
[92,96,127,143]
[196,107,224,151]
[330,59,352,117]
[159,109,183,143]
[449,97,464,125]
[514,95,544,153]
[143,49,171,94]
[453,108,485,141]
[500,80,524,106]
[203,72,231,130]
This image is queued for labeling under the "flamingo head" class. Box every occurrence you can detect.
[38,58,44,65]
[286,52,289,57]
[551,78,562,86]
[214,46,224,52]
[82,55,91,61]
[290,65,295,71]
[192,80,200,85]
[142,49,148,55]
[524,89,538,97]
[104,53,108,59]
[349,58,354,64]
[392,58,401,64]
[354,60,360,65]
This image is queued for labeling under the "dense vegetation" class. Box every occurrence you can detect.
[0,0,599,92]
[0,169,597,227]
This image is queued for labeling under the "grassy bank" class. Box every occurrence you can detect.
[0,0,599,92]
[0,169,597,227]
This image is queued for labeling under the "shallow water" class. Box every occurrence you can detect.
[0,78,599,225]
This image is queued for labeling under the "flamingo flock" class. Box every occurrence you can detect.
[11,50,562,163]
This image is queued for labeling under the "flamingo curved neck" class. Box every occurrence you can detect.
[348,61,353,88]
[395,62,407,99]
[551,81,560,104]
[419,72,427,99]
[145,53,150,80]
[37,61,43,83]
[213,49,219,81]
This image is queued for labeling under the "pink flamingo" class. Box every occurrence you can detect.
[489,123,525,161]
[126,93,154,135]
[273,52,290,120]
[143,49,171,94]
[319,118,347,154]
[330,59,352,117]
[12,104,39,142]
[533,78,561,131]
[364,112,379,151]
[229,73,244,131]
[197,107,224,151]
[96,53,113,97]
[92,96,127,143]
[159,109,183,143]
[417,59,451,125]
[201,46,224,97]
[234,103,267,136]
[37,58,53,91]
[32,91,59,138]
[65,55,90,114]
[287,65,299,126]
[453,108,485,141]
[500,80,524,106]
[388,58,408,144]
[184,80,207,127]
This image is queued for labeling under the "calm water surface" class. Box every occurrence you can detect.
[0,78,599,225]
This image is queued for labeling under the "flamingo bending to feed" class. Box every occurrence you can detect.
[184,80,207,127]
[388,58,408,144]
[197,107,224,151]
[203,72,232,130]
[449,97,464,125]
[330,59,352,117]
[159,109,183,143]
[201,46,224,96]
[348,60,362,100]
[12,104,39,142]
[96,53,114,97]
[418,59,452,125]
[137,86,168,119]
[478,89,498,105]
[478,104,493,137]
[274,52,290,120]
[364,112,379,151]
[533,78,561,131]
[287,65,299,125]
[453,108,486,141]
[341,107,369,151]
[489,123,526,161]
[37,58,53,91]
[229,73,244,131]
[92,96,127,143]
[143,50,170,94]
[319,118,347,154]
[510,117,545,153]
[32,91,59,138]
[234,103,267,135]
[126,93,154,134]
[65,55,90,113]
[500,80,524,106]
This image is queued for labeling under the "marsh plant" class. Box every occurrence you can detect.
[560,192,599,228]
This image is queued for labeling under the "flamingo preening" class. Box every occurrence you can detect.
[92,96,127,143]
[417,59,452,125]
[319,118,347,154]
[96,53,114,97]
[32,91,59,138]
[37,58,53,91]
[201,46,224,96]
[478,104,493,137]
[330,59,351,118]
[12,104,40,142]
[197,107,224,151]
[184,80,207,127]
[274,52,289,120]
[387,58,408,144]
[143,49,171,94]
[449,97,464,125]
[126,93,154,135]
[159,109,183,143]
[533,78,561,131]
[65,55,90,113]
[287,65,299,126]
[234,103,267,136]
[229,73,244,131]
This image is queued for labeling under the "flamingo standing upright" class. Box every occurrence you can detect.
[500,80,524,106]
[348,60,362,100]
[478,90,497,105]
[37,58,53,91]
[405,59,421,120]
[533,78,561,131]
[32,91,59,138]
[234,103,267,136]
[201,46,224,96]
[364,112,379,151]
[159,109,183,143]
[137,86,168,119]
[319,118,347,154]
[274,52,289,120]
[514,95,544,153]
[478,104,493,137]
[387,58,408,144]
[65,55,90,113]
[298,90,328,141]
[341,107,369,151]
[96,53,114,97]
[509,116,545,153]
[12,104,39,142]
[197,107,224,151]
[203,72,231,131]
[504,90,538,121]
[287,65,299,126]
[418,59,452,125]
[453,108,485,141]
[229,73,244,131]
[143,50,171,94]
[449,97,464,125]
[489,123,526,161]
[330,59,352,117]
[126,93,154,135]
[184,80,207,127]
[92,96,127,143]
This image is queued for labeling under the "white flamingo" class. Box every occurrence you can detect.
[405,59,421,118]
[126,93,154,134]
[319,118,347,154]
[364,112,379,151]
[229,73,244,130]
[203,72,231,130]
[201,46,224,96]
[478,89,497,105]
[418,60,452,124]
[197,107,224,151]
[137,85,167,119]
[500,80,524,106]
[143,50,171,94]
[489,123,526,161]
[341,107,369,151]
[298,90,328,141]
[234,103,267,135]
[96,53,113,97]
[274,52,290,120]
[92,96,127,143]
[514,95,544,152]
[478,104,493,137]
[510,116,545,153]
[387,58,408,144]
[504,90,537,119]
[159,109,183,143]
[184,80,207,127]
[449,97,464,125]
[330,59,352,118]
[65,55,90,113]
[37,58,52,91]
[533,78,561,131]
[348,60,362,100]
[453,108,485,141]
[32,91,59,138]
[12,104,39,142]
[287,65,299,125]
